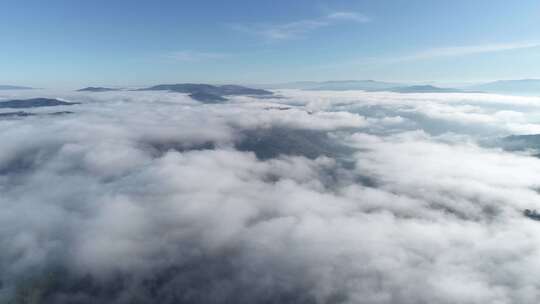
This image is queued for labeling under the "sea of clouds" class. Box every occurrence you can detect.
[2,89,540,303]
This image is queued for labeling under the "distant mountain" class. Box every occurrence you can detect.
[0,98,79,108]
[466,79,540,95]
[49,111,75,116]
[0,85,33,90]
[141,83,272,96]
[309,80,404,91]
[258,81,485,94]
[259,80,403,91]
[254,81,322,90]
[0,111,36,118]
[0,111,74,118]
[139,83,273,103]
[217,85,273,96]
[77,87,120,92]
[377,85,466,93]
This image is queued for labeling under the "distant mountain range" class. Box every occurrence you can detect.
[0,84,274,105]
[77,87,120,92]
[259,79,540,95]
[0,111,35,118]
[2,79,538,96]
[375,85,467,93]
[139,83,273,103]
[259,80,468,93]
[0,98,79,108]
[465,79,540,95]
[0,85,33,90]
[260,80,403,91]
[0,111,73,118]
[308,80,403,91]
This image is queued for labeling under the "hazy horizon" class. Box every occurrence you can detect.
[4,78,540,92]
[2,0,540,87]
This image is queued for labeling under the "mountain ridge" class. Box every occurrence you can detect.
[139,83,273,103]
[77,87,121,92]
[0,85,34,90]
[466,79,540,95]
[0,98,79,108]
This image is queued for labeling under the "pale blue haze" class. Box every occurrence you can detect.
[1,0,539,87]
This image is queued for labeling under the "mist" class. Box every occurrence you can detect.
[2,89,540,303]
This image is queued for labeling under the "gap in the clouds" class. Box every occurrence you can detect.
[8,250,322,304]
[140,141,217,158]
[0,146,61,177]
[492,134,540,157]
[235,127,355,160]
[137,127,357,161]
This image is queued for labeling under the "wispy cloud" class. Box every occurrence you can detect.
[232,11,370,41]
[398,41,540,62]
[326,12,370,22]
[165,50,229,62]
[319,41,540,70]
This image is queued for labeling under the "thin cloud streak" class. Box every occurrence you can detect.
[165,50,229,62]
[401,41,540,62]
[326,12,370,22]
[318,41,540,71]
[231,11,370,41]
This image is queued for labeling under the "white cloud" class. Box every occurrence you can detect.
[2,89,540,303]
[232,11,369,41]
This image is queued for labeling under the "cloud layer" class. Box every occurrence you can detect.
[2,89,540,303]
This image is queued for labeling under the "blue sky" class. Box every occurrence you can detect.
[1,0,539,88]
